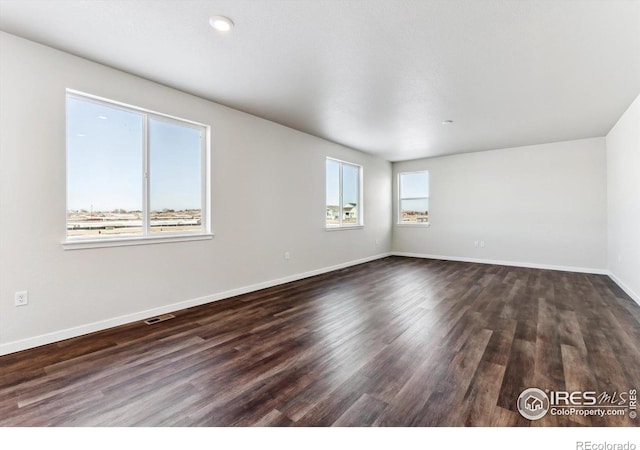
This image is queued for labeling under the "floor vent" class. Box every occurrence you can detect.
[144,314,175,325]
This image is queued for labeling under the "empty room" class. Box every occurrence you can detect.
[0,0,639,442]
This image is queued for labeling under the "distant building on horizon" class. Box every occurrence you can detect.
[326,203,357,221]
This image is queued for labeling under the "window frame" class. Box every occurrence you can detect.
[397,170,430,227]
[325,157,364,230]
[63,90,212,250]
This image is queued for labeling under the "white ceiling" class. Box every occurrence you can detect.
[1,0,639,161]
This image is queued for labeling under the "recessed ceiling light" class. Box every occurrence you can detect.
[210,15,234,33]
[442,120,454,125]
[98,115,108,120]
[76,134,85,137]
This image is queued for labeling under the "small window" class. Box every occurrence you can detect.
[66,91,209,242]
[326,158,362,228]
[398,171,429,224]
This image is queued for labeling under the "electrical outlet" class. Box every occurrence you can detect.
[284,251,291,260]
[480,241,485,248]
[15,291,28,307]
[474,241,479,248]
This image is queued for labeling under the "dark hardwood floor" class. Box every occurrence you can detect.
[1,256,639,426]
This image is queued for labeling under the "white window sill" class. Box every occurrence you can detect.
[396,222,431,228]
[325,225,364,231]
[62,233,214,250]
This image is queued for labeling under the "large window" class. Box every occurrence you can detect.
[326,158,362,228]
[65,91,209,243]
[398,171,429,224]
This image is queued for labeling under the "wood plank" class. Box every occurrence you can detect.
[331,394,389,427]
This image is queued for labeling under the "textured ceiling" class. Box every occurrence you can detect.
[1,0,639,161]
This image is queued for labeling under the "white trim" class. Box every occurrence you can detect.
[142,109,150,234]
[607,272,640,305]
[339,161,343,225]
[391,252,609,275]
[203,123,212,235]
[325,225,364,231]
[62,233,214,250]
[395,223,431,228]
[0,252,391,356]
[66,89,208,128]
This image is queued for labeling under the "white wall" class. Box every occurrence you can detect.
[0,32,392,354]
[392,138,608,272]
[607,93,640,302]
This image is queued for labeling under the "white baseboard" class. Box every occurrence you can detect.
[391,252,610,275]
[607,271,640,306]
[4,252,635,357]
[0,252,391,356]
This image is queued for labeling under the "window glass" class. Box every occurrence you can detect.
[399,171,429,224]
[149,118,202,233]
[67,97,144,237]
[342,163,359,225]
[325,159,340,227]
